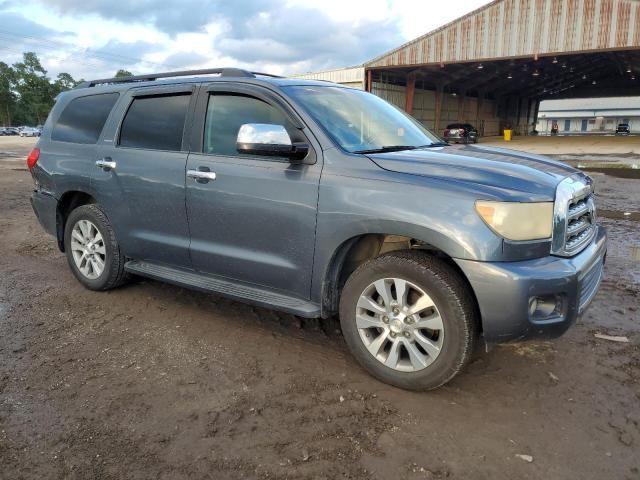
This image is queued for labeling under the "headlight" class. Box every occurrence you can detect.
[475,201,553,241]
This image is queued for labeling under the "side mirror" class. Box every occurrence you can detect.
[236,124,309,162]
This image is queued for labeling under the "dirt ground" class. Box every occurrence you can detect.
[1,136,639,480]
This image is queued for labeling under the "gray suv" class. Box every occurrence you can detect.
[29,68,606,390]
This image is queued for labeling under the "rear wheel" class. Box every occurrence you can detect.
[64,204,127,291]
[339,251,478,390]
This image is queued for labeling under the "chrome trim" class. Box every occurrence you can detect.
[236,123,291,146]
[95,159,116,170]
[187,169,217,181]
[551,176,596,256]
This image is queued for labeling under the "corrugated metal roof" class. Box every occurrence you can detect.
[366,0,640,68]
[540,96,640,111]
[290,66,364,83]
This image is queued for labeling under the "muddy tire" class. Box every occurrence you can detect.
[339,251,478,391]
[64,204,127,291]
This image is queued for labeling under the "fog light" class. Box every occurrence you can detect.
[528,295,562,320]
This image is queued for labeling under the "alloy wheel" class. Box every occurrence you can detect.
[355,277,444,372]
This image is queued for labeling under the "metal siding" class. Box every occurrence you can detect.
[366,0,640,68]
[291,67,365,88]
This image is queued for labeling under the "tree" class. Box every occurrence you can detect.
[0,62,16,126]
[115,69,133,78]
[54,72,78,91]
[13,52,53,125]
[0,52,78,126]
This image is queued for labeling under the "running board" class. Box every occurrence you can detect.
[124,260,321,318]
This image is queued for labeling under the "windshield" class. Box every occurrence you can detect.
[284,85,443,153]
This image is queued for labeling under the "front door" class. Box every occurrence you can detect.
[93,85,196,267]
[185,84,321,299]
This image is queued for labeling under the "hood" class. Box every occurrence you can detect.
[367,144,582,201]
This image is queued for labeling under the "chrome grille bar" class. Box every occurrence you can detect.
[551,176,596,257]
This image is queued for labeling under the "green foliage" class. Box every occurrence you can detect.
[115,69,133,78]
[0,52,81,126]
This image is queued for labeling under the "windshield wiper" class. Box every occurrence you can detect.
[353,143,449,154]
[353,145,419,154]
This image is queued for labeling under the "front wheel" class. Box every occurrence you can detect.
[339,251,478,390]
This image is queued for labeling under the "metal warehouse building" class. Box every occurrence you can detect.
[365,0,640,136]
[291,66,365,89]
[297,0,640,137]
[537,97,640,134]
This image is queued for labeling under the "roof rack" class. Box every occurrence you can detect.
[75,68,283,88]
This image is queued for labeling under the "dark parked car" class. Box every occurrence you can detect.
[443,123,478,143]
[0,127,19,136]
[615,123,630,135]
[28,68,606,390]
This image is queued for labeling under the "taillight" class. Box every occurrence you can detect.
[444,129,449,136]
[27,148,40,170]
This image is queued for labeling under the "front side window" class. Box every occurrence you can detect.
[119,93,191,151]
[52,93,119,144]
[284,85,442,153]
[204,93,294,156]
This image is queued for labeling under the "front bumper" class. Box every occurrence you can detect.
[455,225,607,343]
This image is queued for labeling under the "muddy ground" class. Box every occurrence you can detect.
[0,137,639,479]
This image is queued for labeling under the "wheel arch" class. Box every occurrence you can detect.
[56,190,97,252]
[318,224,480,324]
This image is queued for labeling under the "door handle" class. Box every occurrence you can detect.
[96,158,117,170]
[187,169,217,182]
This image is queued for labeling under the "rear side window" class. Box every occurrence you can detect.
[51,93,119,144]
[119,93,191,151]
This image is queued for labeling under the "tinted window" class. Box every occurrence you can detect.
[119,93,191,151]
[52,93,119,144]
[204,94,293,156]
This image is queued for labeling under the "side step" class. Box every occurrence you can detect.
[124,260,321,318]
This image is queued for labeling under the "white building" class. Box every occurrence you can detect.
[537,97,640,134]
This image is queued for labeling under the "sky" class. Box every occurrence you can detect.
[0,0,492,80]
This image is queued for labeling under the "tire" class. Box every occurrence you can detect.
[339,251,478,390]
[64,204,128,291]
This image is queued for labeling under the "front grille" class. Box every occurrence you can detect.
[564,195,596,254]
[552,176,597,256]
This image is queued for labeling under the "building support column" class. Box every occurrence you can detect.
[405,72,416,114]
[366,70,372,92]
[434,84,444,132]
[532,99,540,130]
[475,90,485,135]
[457,89,467,122]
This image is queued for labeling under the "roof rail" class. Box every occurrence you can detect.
[75,68,283,88]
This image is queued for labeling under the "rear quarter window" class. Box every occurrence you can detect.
[51,93,119,144]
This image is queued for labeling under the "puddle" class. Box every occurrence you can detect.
[598,209,640,221]
[0,302,8,320]
[577,166,640,179]
[632,246,640,262]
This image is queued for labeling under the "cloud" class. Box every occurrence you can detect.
[161,50,210,69]
[36,0,405,71]
[0,11,63,38]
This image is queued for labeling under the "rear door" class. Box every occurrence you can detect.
[185,83,322,298]
[93,84,196,267]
